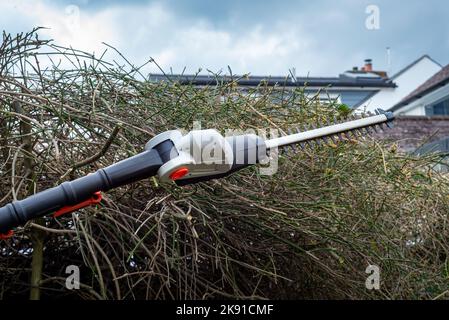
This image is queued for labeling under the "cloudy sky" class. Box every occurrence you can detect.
[1,0,448,77]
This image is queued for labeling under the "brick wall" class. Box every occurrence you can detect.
[373,116,449,152]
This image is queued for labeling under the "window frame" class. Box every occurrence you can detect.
[425,94,449,116]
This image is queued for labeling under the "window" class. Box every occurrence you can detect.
[425,97,449,116]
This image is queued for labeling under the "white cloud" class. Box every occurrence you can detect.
[22,1,118,54]
[0,1,111,54]
[164,23,308,74]
[0,0,415,76]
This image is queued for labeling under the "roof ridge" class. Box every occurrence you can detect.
[149,73,396,88]
[390,54,441,80]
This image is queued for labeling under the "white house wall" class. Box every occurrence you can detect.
[395,82,449,116]
[357,57,442,112]
[400,105,425,116]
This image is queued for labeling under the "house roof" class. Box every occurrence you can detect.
[391,63,449,111]
[390,54,442,80]
[149,73,396,89]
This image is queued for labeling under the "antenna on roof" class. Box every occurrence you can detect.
[386,47,392,75]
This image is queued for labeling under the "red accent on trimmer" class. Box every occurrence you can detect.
[0,230,14,240]
[53,191,103,218]
[169,167,189,180]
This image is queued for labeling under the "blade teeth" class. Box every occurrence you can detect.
[305,140,313,148]
[363,127,373,134]
[342,131,352,139]
[294,127,306,149]
[356,128,364,135]
[333,115,339,124]
[287,128,297,152]
[282,130,292,155]
[375,108,389,116]
[345,131,358,139]
[343,131,358,143]
[343,132,352,140]
[307,124,323,146]
[337,133,346,142]
[344,130,354,138]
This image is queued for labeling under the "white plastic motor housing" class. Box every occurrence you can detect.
[145,129,235,182]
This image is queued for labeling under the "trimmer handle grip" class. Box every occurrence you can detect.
[0,140,175,234]
[0,171,109,234]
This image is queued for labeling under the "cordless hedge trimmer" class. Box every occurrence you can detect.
[0,109,394,238]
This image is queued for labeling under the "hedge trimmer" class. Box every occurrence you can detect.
[0,109,394,238]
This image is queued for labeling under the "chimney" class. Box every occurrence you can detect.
[363,59,373,72]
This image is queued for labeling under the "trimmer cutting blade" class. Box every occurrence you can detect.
[266,109,393,150]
